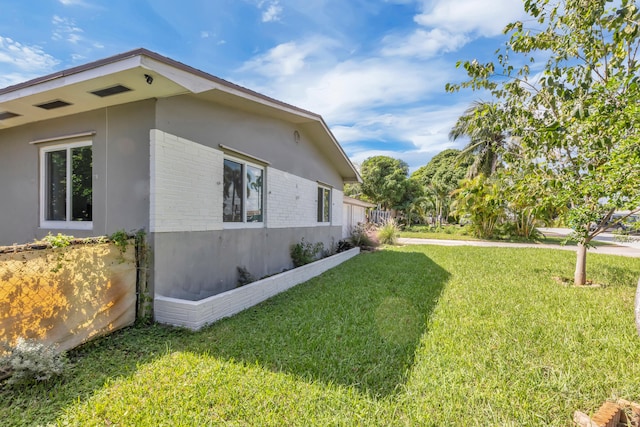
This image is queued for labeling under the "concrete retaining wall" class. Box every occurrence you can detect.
[154,247,359,330]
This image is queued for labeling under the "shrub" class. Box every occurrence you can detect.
[377,218,399,245]
[236,266,256,287]
[349,223,376,248]
[290,238,324,267]
[336,239,354,253]
[1,338,67,385]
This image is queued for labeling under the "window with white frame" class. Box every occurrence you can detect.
[223,157,264,224]
[40,141,93,229]
[317,186,331,223]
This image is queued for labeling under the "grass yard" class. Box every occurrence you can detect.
[1,245,639,426]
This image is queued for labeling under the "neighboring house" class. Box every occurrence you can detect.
[342,196,375,238]
[0,48,360,302]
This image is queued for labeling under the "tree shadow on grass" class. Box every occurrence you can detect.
[194,250,450,398]
[0,250,449,424]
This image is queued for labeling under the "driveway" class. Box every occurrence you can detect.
[399,228,640,258]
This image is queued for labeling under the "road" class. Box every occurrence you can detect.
[399,228,640,258]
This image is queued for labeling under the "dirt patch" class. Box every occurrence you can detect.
[552,276,604,288]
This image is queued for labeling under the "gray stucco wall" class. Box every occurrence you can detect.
[153,226,343,300]
[155,95,344,189]
[0,100,154,245]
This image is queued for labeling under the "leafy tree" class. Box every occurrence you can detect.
[360,156,410,210]
[451,175,504,238]
[447,0,640,285]
[449,101,507,178]
[411,149,471,224]
[343,182,362,198]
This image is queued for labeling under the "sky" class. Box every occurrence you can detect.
[0,0,529,171]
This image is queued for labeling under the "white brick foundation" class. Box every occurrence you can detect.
[154,247,359,330]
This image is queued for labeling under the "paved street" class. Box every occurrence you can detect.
[399,228,640,258]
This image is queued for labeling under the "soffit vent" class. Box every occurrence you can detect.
[90,84,132,97]
[0,111,20,120]
[35,100,72,110]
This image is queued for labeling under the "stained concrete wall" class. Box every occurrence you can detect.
[0,100,154,245]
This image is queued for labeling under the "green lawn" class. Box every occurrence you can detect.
[2,246,639,426]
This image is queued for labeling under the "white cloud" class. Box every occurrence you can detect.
[414,0,525,37]
[381,28,469,58]
[260,1,283,22]
[298,58,448,123]
[52,15,84,44]
[200,31,210,38]
[240,37,337,77]
[58,0,88,5]
[0,36,59,72]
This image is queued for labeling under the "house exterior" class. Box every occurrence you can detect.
[342,196,376,238]
[0,48,360,303]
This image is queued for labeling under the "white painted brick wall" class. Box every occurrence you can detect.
[266,168,319,228]
[150,129,224,232]
[332,189,343,226]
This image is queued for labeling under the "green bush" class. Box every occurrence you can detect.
[377,219,399,245]
[290,239,324,267]
[1,338,67,385]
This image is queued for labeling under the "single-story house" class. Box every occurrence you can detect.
[0,48,360,303]
[342,196,376,238]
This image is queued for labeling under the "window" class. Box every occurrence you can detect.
[40,141,93,229]
[223,158,264,224]
[317,186,331,223]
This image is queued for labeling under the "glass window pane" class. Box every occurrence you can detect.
[246,166,263,222]
[45,150,67,221]
[71,146,92,221]
[317,187,324,222]
[223,159,243,222]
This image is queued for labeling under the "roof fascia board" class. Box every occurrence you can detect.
[139,56,217,94]
[0,56,144,103]
[318,119,362,183]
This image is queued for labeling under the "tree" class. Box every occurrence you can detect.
[451,175,505,238]
[411,149,471,224]
[449,101,507,178]
[360,156,410,210]
[447,0,640,285]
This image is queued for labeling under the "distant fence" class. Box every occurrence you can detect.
[0,234,149,353]
[368,210,391,225]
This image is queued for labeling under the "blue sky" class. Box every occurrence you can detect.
[0,0,528,171]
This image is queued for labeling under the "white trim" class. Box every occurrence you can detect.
[30,131,96,145]
[39,139,93,231]
[317,184,332,225]
[219,144,270,166]
[316,180,333,189]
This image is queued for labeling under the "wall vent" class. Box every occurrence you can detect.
[0,111,20,120]
[90,85,132,97]
[35,100,72,110]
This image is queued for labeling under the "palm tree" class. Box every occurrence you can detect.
[449,101,506,178]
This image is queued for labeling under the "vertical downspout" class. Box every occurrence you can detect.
[104,107,109,235]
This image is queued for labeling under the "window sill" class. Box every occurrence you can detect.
[223,222,265,230]
[40,221,93,231]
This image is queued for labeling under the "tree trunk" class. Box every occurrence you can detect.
[574,243,587,286]
[635,276,640,337]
